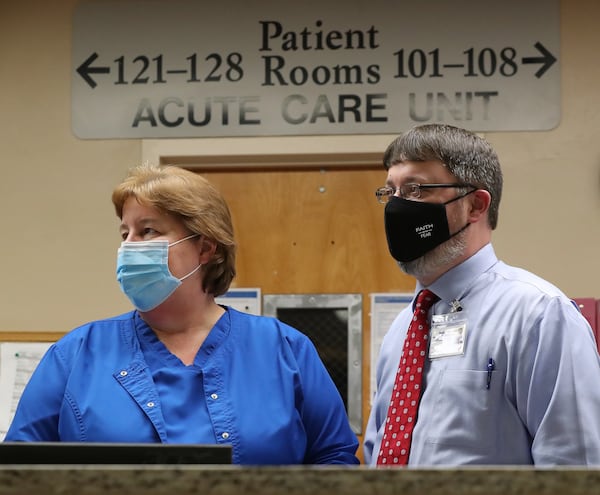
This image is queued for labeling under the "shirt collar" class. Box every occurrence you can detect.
[417,243,499,309]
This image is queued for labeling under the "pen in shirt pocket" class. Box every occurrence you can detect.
[486,357,495,389]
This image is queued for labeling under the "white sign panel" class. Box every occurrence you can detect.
[370,293,413,404]
[0,342,53,440]
[72,0,559,138]
[215,288,261,315]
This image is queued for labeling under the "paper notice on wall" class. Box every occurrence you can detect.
[0,342,52,440]
[370,293,413,404]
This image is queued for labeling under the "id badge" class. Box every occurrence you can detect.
[429,311,467,359]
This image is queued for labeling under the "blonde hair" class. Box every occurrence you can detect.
[112,164,236,296]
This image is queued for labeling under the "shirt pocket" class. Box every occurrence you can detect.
[426,369,494,449]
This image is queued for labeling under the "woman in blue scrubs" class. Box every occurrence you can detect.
[6,164,359,465]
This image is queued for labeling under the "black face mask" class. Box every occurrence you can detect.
[384,194,471,263]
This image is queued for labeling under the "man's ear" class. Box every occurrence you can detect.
[468,189,491,224]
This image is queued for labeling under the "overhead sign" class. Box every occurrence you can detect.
[71,0,560,138]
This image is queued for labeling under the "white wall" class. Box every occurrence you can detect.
[0,0,598,332]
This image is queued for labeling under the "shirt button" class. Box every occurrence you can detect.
[119,370,127,376]
[210,393,218,400]
[147,402,155,408]
[221,432,229,439]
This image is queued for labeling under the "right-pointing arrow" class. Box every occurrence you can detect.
[522,42,557,79]
[76,52,110,89]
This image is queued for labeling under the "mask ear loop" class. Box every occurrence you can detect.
[179,263,202,281]
[168,234,204,281]
[444,187,477,238]
[168,233,201,248]
[442,187,477,206]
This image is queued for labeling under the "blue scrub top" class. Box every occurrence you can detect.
[6,308,359,465]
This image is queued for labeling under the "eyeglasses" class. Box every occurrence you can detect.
[375,183,476,203]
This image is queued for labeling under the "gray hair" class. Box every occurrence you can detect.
[383,124,503,229]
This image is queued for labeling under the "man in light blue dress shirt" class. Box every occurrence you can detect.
[365,124,600,466]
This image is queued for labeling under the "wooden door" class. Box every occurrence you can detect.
[196,165,416,455]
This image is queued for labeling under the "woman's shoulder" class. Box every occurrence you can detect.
[54,311,136,349]
[226,307,308,341]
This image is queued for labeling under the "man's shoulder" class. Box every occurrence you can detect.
[491,261,567,299]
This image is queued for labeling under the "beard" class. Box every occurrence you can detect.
[398,226,468,280]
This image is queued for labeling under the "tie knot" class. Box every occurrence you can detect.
[415,289,439,312]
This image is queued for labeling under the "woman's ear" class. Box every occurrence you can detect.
[198,236,217,264]
[468,189,491,224]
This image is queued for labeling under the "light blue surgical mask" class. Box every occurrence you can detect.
[116,234,201,312]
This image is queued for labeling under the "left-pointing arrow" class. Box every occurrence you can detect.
[76,52,110,89]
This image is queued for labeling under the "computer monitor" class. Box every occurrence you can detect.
[0,442,232,465]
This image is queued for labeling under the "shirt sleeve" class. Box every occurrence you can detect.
[289,334,360,464]
[363,339,384,465]
[515,295,600,464]
[5,344,70,441]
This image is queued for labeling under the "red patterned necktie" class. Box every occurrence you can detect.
[377,289,439,466]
